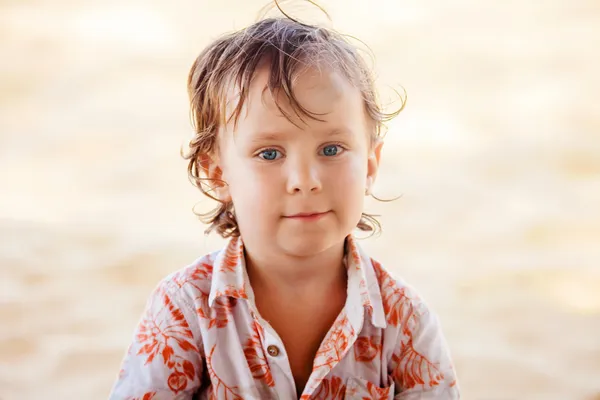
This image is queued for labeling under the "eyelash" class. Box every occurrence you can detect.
[256,143,346,161]
[257,148,283,161]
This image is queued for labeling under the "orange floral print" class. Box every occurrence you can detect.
[391,337,444,389]
[312,314,354,371]
[135,292,200,394]
[172,260,214,289]
[372,259,417,334]
[206,345,244,399]
[348,240,362,266]
[172,259,213,318]
[221,237,243,273]
[243,321,275,387]
[354,335,381,362]
[214,283,248,300]
[384,290,414,331]
[363,381,392,400]
[344,378,393,399]
[110,236,459,399]
[207,297,237,329]
[129,392,156,400]
[300,376,346,400]
[167,370,188,392]
[196,286,240,329]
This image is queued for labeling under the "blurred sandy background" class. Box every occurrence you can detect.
[1,0,599,399]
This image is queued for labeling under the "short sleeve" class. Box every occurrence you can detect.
[109,282,204,400]
[390,301,460,399]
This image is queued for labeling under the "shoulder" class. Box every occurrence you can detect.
[147,249,220,310]
[369,259,459,394]
[369,257,432,328]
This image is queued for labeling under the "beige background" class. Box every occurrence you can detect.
[1,0,599,399]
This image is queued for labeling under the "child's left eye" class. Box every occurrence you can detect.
[321,145,343,157]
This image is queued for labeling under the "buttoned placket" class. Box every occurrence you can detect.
[248,307,298,399]
[238,240,371,400]
[243,257,298,400]
[297,252,368,399]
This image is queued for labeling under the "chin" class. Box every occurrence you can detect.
[278,231,341,257]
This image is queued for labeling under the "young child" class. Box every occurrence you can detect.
[110,13,459,400]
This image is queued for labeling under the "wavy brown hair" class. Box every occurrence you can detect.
[184,13,405,238]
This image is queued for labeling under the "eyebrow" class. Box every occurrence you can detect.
[248,128,352,143]
[248,132,282,143]
[327,128,352,138]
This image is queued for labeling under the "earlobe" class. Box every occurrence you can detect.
[365,176,373,195]
[366,140,383,194]
[372,140,383,164]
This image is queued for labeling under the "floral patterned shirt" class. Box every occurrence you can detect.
[110,236,459,399]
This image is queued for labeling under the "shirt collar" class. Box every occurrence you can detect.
[208,235,387,329]
[344,235,387,329]
[208,236,249,306]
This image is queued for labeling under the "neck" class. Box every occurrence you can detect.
[243,239,347,296]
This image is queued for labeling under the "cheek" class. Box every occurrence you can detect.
[226,164,281,219]
[327,157,368,209]
[330,156,368,191]
[229,163,279,192]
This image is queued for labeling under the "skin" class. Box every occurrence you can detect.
[203,61,383,395]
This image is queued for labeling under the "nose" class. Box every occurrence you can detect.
[285,156,322,195]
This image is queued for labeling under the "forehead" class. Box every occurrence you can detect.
[225,62,368,135]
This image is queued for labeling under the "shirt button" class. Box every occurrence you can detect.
[267,345,280,357]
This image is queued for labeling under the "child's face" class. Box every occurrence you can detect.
[211,64,381,257]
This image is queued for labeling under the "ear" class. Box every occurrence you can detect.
[199,153,232,202]
[366,140,383,195]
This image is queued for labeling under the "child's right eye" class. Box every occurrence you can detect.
[258,149,282,161]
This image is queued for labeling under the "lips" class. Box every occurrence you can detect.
[284,211,330,220]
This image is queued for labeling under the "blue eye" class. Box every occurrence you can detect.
[322,145,341,156]
[259,149,281,160]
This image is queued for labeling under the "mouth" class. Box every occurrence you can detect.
[284,211,330,221]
